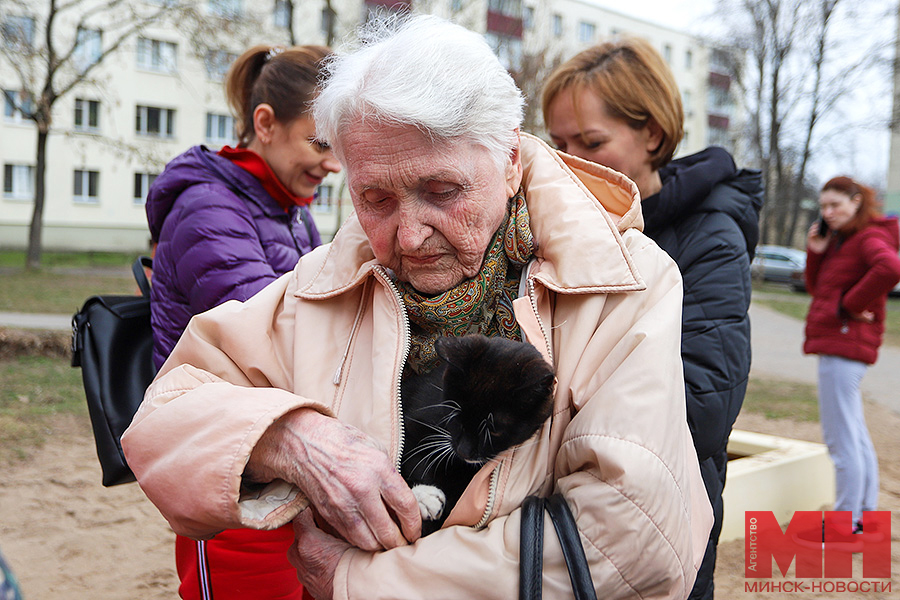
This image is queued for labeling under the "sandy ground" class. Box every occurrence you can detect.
[1,395,898,598]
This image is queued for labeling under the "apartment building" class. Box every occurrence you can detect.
[1,0,735,251]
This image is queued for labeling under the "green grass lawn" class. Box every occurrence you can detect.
[0,250,139,314]
[742,377,819,421]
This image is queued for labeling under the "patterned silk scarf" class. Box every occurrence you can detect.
[395,188,535,373]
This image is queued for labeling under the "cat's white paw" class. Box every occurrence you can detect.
[411,484,446,521]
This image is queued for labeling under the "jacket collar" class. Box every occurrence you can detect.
[295,133,645,298]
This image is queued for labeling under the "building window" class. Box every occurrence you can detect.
[1,15,35,50]
[74,98,100,131]
[485,32,523,72]
[663,43,672,64]
[3,164,35,200]
[74,28,102,71]
[578,21,595,43]
[136,105,176,138]
[523,6,534,30]
[551,14,562,37]
[73,169,99,204]
[682,90,693,117]
[137,37,177,74]
[204,49,235,81]
[685,49,693,70]
[312,184,334,212]
[3,89,33,124]
[133,172,158,204]
[206,113,235,146]
[274,0,291,28]
[209,0,241,17]
[488,0,522,17]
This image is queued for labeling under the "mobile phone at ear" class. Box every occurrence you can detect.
[817,218,829,237]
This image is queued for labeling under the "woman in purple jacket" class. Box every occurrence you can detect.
[146,44,340,600]
[800,176,900,547]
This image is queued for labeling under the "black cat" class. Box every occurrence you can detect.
[400,334,555,535]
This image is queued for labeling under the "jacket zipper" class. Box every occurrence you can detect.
[527,274,555,363]
[475,271,554,529]
[287,212,303,256]
[373,266,412,471]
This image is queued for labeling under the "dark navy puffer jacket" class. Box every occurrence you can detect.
[642,147,762,600]
[146,146,321,369]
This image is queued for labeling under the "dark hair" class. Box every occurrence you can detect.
[821,176,880,234]
[225,44,331,147]
[542,37,683,171]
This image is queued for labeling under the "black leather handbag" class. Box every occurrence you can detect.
[71,256,156,486]
[520,493,598,600]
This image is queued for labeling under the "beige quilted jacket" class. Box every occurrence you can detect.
[123,133,712,600]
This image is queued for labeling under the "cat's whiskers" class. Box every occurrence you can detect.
[409,416,453,437]
[416,439,457,477]
[405,430,457,477]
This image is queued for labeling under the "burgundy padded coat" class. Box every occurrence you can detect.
[803,216,900,365]
[146,145,321,369]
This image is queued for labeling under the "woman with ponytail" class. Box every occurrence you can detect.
[798,176,900,547]
[144,44,340,600]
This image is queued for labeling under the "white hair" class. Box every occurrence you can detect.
[314,13,524,167]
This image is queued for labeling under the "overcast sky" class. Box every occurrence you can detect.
[582,0,718,33]
[583,0,897,189]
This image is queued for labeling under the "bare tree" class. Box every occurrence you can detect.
[715,0,892,247]
[1,0,189,269]
[511,46,563,135]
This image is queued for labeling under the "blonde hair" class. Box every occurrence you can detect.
[542,37,683,170]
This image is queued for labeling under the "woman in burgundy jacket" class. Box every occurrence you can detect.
[146,45,340,600]
[803,176,900,542]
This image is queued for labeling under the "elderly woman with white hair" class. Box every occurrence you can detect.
[123,14,711,599]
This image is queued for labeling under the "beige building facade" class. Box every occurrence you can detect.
[1,0,733,251]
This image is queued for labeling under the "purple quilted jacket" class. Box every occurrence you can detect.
[146,146,321,369]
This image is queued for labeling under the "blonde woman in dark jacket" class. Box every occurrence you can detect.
[543,37,762,600]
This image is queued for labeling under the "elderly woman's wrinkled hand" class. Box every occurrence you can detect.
[246,408,422,551]
[289,509,350,600]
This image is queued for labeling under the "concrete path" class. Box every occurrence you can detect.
[0,311,71,331]
[2,301,898,414]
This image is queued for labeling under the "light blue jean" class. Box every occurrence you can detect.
[817,355,879,523]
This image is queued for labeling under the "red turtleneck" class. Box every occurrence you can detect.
[218,146,314,211]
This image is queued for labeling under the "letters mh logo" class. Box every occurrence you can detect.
[745,511,891,579]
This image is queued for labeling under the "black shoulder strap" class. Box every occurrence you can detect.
[519,495,545,600]
[132,256,152,298]
[545,494,597,600]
